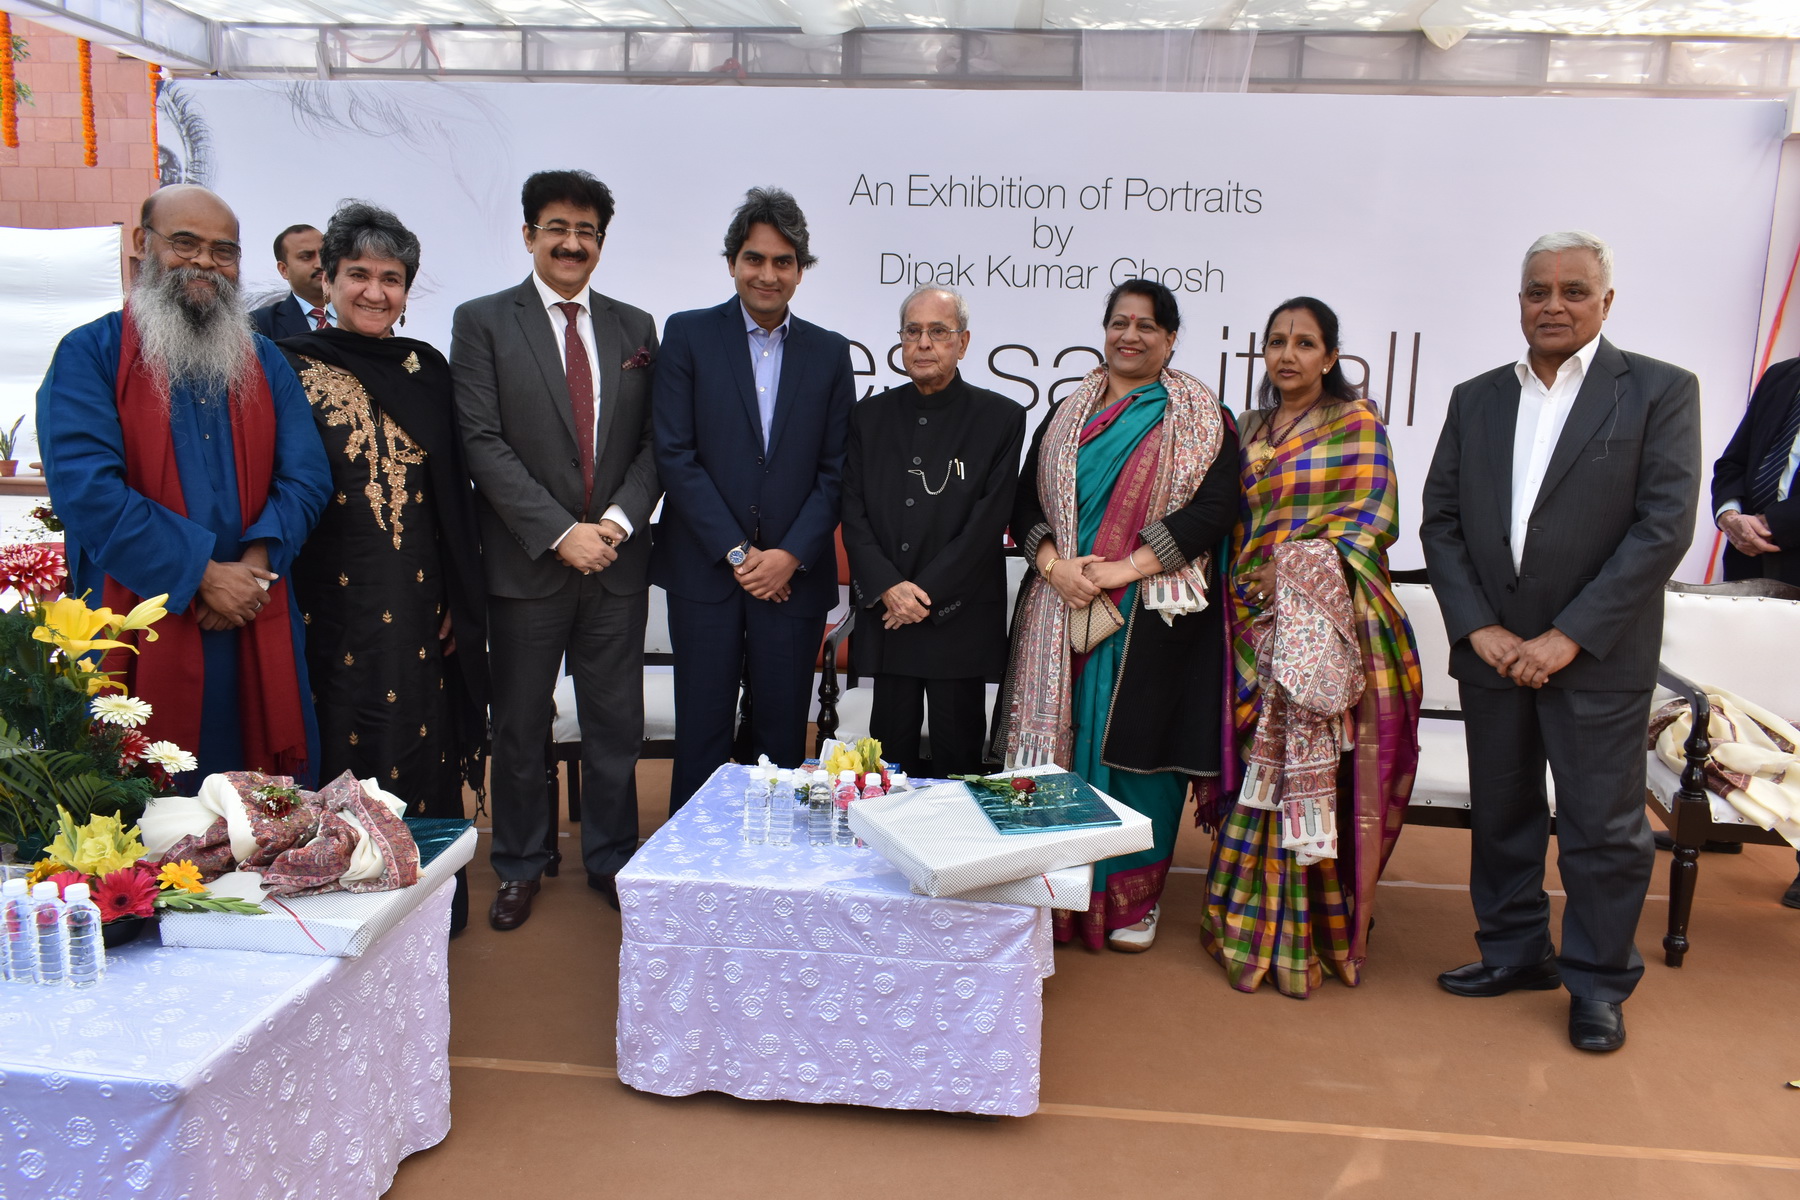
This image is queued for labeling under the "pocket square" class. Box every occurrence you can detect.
[623,346,653,370]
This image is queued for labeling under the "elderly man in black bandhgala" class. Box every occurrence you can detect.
[840,286,1025,777]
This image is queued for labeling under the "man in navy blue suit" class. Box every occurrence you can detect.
[653,188,855,810]
[249,224,330,339]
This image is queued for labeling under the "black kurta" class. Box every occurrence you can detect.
[1002,394,1240,776]
[841,373,1027,680]
[281,330,489,819]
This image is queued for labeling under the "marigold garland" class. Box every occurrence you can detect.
[1,13,18,150]
[77,37,94,167]
[147,62,160,181]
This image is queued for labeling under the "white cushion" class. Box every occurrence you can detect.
[552,664,681,745]
[1660,591,1800,721]
[1408,718,1555,812]
[1393,582,1459,713]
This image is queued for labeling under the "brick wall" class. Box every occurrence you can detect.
[0,17,157,242]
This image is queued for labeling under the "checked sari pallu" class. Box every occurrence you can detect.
[1199,402,1422,997]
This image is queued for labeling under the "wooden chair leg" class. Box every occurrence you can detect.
[566,753,581,824]
[1663,842,1699,966]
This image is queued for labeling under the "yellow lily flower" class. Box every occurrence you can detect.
[32,596,131,658]
[115,594,170,642]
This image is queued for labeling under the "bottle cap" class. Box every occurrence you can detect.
[64,882,90,903]
[2,877,27,896]
[864,773,881,786]
[777,769,793,782]
[30,881,59,899]
[838,770,856,782]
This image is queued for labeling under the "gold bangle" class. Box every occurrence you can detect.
[1041,555,1060,581]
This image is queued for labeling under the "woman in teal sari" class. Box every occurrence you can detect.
[993,279,1239,952]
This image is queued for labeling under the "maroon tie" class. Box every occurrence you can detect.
[555,301,596,507]
[308,306,328,331]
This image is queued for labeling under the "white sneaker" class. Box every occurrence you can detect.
[1107,903,1159,953]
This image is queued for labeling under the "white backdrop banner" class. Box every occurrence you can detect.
[172,82,1786,577]
[0,224,121,463]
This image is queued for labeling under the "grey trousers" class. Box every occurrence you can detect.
[1459,682,1656,1003]
[487,576,648,882]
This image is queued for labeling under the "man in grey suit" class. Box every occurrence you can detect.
[451,170,660,930]
[1421,231,1700,1052]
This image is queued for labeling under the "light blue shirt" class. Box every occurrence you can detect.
[290,292,335,328]
[743,301,790,449]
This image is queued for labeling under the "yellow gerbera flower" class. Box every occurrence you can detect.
[26,858,72,886]
[157,860,205,893]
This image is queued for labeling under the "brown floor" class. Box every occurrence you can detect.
[387,758,1800,1198]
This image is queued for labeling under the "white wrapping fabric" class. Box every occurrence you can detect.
[156,826,476,956]
[616,763,1053,1116]
[0,879,453,1199]
[911,863,1094,910]
[849,765,1153,897]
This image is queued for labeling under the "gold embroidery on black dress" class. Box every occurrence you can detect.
[296,358,428,550]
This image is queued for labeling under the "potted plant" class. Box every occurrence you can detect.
[0,415,23,476]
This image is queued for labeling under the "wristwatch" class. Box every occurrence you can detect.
[727,540,750,567]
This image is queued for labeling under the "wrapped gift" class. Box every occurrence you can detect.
[156,823,476,957]
[850,766,1152,897]
[910,862,1094,911]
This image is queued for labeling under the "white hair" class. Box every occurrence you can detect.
[129,255,258,407]
[899,286,970,331]
[1521,230,1613,291]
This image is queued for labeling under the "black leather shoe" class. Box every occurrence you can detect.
[1653,831,1742,854]
[1782,873,1800,911]
[588,872,619,911]
[1438,954,1562,997]
[1569,998,1626,1052]
[488,879,540,931]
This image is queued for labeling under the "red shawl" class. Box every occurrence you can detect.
[101,307,309,777]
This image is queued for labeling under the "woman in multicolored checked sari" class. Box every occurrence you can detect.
[995,279,1239,953]
[1198,296,1422,997]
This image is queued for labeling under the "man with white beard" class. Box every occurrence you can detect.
[38,185,331,784]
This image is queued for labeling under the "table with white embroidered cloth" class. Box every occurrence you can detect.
[0,877,454,1199]
[615,763,1054,1116]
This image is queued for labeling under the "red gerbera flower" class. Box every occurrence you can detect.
[116,729,151,770]
[92,865,158,920]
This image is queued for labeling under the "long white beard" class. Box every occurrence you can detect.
[129,258,258,406]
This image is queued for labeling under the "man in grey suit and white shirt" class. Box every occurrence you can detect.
[451,170,660,931]
[1421,231,1700,1052]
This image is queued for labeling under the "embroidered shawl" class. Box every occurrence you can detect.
[998,366,1225,769]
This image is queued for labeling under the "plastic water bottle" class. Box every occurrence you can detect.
[887,770,911,794]
[742,767,769,844]
[807,773,834,845]
[861,771,885,799]
[63,881,105,988]
[768,770,794,846]
[30,882,67,986]
[1,878,34,983]
[833,770,859,847]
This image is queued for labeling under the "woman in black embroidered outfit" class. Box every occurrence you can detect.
[281,201,488,930]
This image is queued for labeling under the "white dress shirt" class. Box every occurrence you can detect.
[531,271,632,546]
[1510,334,1601,573]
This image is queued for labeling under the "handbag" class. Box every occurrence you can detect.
[1068,592,1125,654]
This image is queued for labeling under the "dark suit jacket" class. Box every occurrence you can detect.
[1420,337,1700,691]
[250,294,313,341]
[651,297,855,616]
[841,373,1026,679]
[1712,356,1800,586]
[449,275,660,601]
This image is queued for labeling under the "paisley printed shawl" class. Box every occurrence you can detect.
[1239,538,1364,864]
[1000,366,1225,768]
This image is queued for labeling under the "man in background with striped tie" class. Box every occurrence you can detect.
[249,224,331,339]
[1710,352,1800,909]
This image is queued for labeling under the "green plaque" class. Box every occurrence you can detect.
[960,771,1122,835]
